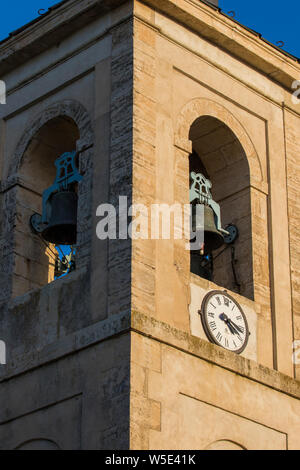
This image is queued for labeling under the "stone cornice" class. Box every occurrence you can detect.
[0,0,299,92]
[132,311,300,400]
[0,306,299,401]
[140,0,300,90]
[0,0,129,76]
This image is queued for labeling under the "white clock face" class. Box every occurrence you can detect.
[200,291,249,354]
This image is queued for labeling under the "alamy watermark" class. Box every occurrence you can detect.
[292,340,300,365]
[0,80,6,104]
[0,82,7,365]
[96,197,204,250]
[0,340,6,365]
[292,80,300,104]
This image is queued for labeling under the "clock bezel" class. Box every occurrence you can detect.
[200,289,250,354]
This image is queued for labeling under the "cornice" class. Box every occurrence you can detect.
[0,0,129,76]
[140,0,300,91]
[0,0,299,95]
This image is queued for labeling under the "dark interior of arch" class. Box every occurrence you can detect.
[189,115,254,300]
[20,116,80,194]
[13,116,80,297]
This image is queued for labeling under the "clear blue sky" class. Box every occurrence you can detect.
[0,0,299,58]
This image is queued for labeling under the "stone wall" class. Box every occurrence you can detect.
[0,0,299,450]
[131,312,300,450]
[285,109,300,380]
[131,0,297,378]
[0,1,134,449]
[0,330,131,450]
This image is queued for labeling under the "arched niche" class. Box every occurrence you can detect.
[189,115,253,299]
[7,100,94,298]
[205,439,246,450]
[16,438,60,450]
[10,100,93,178]
[20,115,80,194]
[174,98,265,300]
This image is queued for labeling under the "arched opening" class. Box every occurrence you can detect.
[189,116,253,300]
[205,439,246,450]
[13,116,80,297]
[16,438,60,450]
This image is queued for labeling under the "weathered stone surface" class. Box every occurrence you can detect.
[0,0,299,451]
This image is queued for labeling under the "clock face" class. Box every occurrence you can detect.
[200,290,249,354]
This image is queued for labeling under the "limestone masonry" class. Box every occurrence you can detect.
[0,0,299,450]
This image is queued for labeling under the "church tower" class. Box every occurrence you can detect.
[0,0,299,449]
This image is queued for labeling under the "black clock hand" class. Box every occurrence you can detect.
[227,321,241,336]
[228,319,244,334]
[219,314,236,335]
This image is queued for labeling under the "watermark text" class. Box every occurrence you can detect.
[292,80,300,104]
[0,340,6,365]
[0,80,6,104]
[292,340,300,365]
[96,198,204,250]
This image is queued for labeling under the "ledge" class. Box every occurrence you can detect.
[0,0,129,76]
[0,310,131,382]
[0,0,299,91]
[131,310,300,400]
[1,306,299,401]
[141,0,300,90]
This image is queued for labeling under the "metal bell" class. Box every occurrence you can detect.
[42,191,78,245]
[192,205,224,253]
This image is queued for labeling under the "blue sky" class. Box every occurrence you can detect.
[0,0,299,58]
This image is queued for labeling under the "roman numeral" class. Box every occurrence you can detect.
[209,321,217,331]
[223,296,230,307]
[216,297,221,306]
[208,312,215,318]
[216,332,222,342]
[236,315,242,320]
[225,338,229,348]
[210,302,216,309]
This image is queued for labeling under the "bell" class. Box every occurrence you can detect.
[192,205,224,253]
[42,191,78,245]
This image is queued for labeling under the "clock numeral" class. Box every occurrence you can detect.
[225,338,229,348]
[237,335,243,343]
[216,297,221,306]
[208,312,215,318]
[209,321,217,331]
[223,296,230,307]
[210,302,216,309]
[236,315,242,321]
[216,332,222,342]
[238,326,245,334]
[233,340,237,348]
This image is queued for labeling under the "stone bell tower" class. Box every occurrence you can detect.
[0,0,299,450]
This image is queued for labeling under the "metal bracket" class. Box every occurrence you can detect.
[224,224,239,244]
[30,213,47,234]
